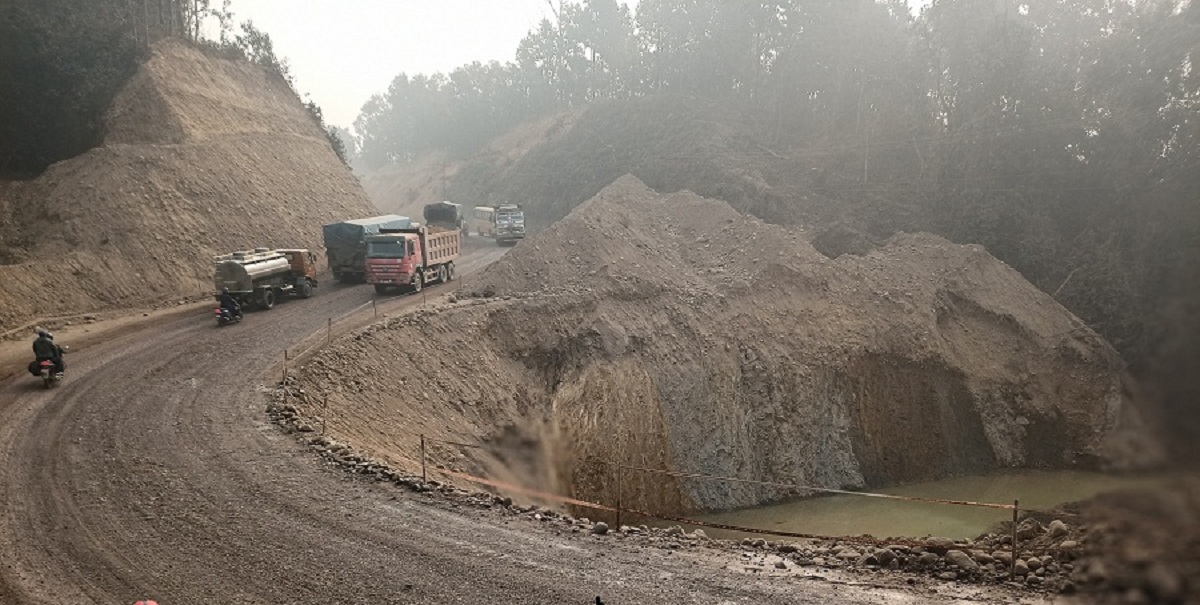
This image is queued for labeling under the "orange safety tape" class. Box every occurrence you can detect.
[424,437,486,450]
[599,460,1016,510]
[317,442,1021,551]
[431,466,616,512]
[413,440,1014,511]
[429,465,1013,550]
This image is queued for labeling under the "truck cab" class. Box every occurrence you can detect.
[365,233,419,289]
[365,226,461,294]
[494,204,525,245]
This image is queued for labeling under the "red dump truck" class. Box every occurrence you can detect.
[365,226,461,294]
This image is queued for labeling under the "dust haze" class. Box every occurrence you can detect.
[0,1,1197,604]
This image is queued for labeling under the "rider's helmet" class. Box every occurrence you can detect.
[35,327,49,338]
[221,287,230,295]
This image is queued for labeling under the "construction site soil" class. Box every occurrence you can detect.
[1,36,1192,604]
[289,177,1188,600]
[0,39,375,336]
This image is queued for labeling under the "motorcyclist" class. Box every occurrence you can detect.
[218,287,242,319]
[30,327,65,376]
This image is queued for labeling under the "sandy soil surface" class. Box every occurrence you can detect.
[0,244,1048,605]
[0,39,375,333]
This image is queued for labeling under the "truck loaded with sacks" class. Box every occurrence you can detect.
[212,248,318,310]
[365,225,461,294]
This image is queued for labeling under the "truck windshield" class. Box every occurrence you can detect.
[497,213,524,225]
[367,241,406,258]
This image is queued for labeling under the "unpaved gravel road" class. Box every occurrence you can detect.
[0,243,1042,605]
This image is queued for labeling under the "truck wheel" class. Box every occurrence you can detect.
[446,262,456,282]
[298,280,314,299]
[260,289,276,310]
[437,265,447,284]
[374,284,389,295]
[411,274,423,294]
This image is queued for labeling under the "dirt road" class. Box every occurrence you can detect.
[0,243,1042,605]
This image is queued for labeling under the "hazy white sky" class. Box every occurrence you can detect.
[224,1,931,130]
[224,1,556,129]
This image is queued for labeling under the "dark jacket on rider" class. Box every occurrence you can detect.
[33,334,60,359]
[219,292,242,315]
[31,334,65,374]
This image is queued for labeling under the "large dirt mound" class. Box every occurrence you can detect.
[294,176,1162,517]
[0,40,375,333]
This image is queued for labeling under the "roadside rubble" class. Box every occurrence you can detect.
[264,382,1170,600]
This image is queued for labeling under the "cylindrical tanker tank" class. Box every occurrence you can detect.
[213,250,292,292]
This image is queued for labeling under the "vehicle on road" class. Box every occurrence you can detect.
[215,307,243,326]
[469,204,525,246]
[365,225,461,294]
[423,201,467,236]
[36,359,63,388]
[213,248,318,311]
[322,215,412,282]
[30,344,67,388]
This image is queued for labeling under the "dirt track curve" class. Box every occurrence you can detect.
[0,244,1029,605]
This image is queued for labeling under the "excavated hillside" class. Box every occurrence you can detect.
[359,110,583,218]
[0,39,375,333]
[294,176,1163,516]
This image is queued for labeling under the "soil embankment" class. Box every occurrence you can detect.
[0,40,375,334]
[358,110,583,218]
[292,176,1162,517]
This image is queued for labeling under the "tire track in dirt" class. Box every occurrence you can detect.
[0,243,1002,605]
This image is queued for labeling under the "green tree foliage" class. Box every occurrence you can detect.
[1,0,346,175]
[1,0,146,175]
[358,1,1198,436]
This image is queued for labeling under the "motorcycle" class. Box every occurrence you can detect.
[37,359,64,389]
[216,307,243,326]
[31,345,67,389]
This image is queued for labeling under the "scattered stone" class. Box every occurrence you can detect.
[591,522,609,535]
[775,560,787,570]
[835,549,862,561]
[945,550,979,571]
[873,548,897,566]
[777,543,798,554]
[917,552,941,566]
[937,571,958,581]
[1013,560,1030,576]
[1047,519,1070,539]
[1016,518,1044,540]
[925,537,955,553]
[970,550,994,565]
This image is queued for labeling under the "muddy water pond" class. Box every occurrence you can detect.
[693,470,1165,541]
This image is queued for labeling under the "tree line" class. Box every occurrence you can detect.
[1,0,346,175]
[358,0,1198,446]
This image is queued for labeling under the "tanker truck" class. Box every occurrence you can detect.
[213,248,318,310]
[322,215,412,283]
[365,225,461,294]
